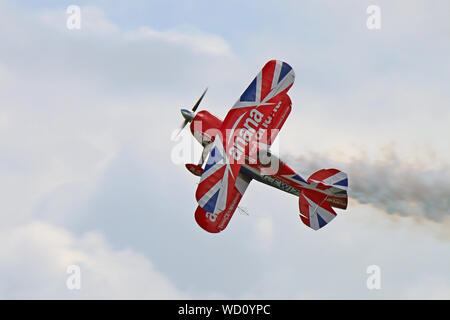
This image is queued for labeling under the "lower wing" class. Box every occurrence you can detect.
[195,172,251,233]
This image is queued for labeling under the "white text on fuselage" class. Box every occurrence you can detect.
[261,174,299,196]
[229,102,281,162]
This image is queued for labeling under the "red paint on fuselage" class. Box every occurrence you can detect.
[189,110,222,145]
[189,109,347,214]
[189,110,299,183]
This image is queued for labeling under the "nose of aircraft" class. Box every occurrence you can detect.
[181,109,195,122]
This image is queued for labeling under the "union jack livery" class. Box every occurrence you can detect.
[177,60,349,233]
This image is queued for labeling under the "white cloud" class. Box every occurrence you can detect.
[236,188,450,299]
[132,26,233,57]
[38,5,232,56]
[0,221,186,299]
[0,2,238,228]
[254,217,274,244]
[0,0,449,300]
[0,3,236,298]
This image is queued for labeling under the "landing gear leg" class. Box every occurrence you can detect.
[185,142,213,177]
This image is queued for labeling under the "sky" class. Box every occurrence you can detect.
[0,0,449,299]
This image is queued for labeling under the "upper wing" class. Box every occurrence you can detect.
[222,60,295,164]
[195,60,295,214]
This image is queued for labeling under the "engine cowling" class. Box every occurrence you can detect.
[189,110,223,146]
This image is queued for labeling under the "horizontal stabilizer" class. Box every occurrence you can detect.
[299,168,349,230]
[299,189,337,230]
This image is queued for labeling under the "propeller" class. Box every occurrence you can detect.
[177,87,208,137]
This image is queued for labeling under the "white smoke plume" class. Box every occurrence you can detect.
[286,152,450,222]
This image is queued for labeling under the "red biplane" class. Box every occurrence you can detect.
[178,60,348,233]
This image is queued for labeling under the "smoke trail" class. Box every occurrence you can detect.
[286,153,450,221]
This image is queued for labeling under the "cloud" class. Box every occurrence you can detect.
[0,2,237,102]
[0,221,186,299]
[254,217,274,243]
[0,0,449,300]
[41,5,120,35]
[0,2,238,229]
[286,148,450,222]
[132,26,233,57]
[233,187,450,299]
[39,5,232,56]
[0,3,238,298]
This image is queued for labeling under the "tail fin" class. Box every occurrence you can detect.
[299,169,348,230]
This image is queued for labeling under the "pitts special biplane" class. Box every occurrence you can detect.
[177,60,348,233]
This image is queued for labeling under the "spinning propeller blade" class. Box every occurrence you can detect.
[176,88,207,137]
[192,87,208,112]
